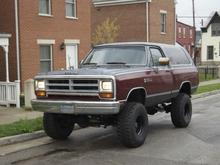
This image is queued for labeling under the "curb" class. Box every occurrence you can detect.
[0,131,45,147]
[0,125,81,147]
[1,91,220,147]
[192,89,220,100]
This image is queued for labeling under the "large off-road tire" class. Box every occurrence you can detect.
[43,113,74,140]
[117,102,148,148]
[171,93,192,128]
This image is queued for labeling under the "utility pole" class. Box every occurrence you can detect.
[192,0,196,65]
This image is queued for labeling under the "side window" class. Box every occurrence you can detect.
[212,23,220,36]
[40,45,52,73]
[39,0,51,15]
[149,48,163,67]
[65,0,77,18]
[207,46,214,60]
[163,47,191,65]
[160,11,167,33]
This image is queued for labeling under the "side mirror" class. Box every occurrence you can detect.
[159,57,170,66]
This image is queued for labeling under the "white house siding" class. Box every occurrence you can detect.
[201,26,220,63]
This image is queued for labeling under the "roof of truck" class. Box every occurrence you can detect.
[95,42,181,48]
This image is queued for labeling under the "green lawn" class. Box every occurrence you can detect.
[0,117,43,138]
[195,83,220,95]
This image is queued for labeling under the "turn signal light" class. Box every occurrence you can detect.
[35,91,46,97]
[99,92,113,99]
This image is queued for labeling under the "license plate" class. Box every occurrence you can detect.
[60,105,74,113]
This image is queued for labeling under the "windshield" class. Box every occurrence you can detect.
[83,46,147,65]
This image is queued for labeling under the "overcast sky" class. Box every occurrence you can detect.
[176,0,220,29]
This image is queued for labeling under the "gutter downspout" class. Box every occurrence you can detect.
[146,0,150,42]
[15,0,20,82]
[174,0,177,44]
[15,0,21,108]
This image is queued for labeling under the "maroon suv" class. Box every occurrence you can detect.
[32,42,199,148]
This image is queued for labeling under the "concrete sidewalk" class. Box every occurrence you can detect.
[199,79,220,86]
[0,107,42,125]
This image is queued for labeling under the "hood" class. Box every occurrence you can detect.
[36,65,146,77]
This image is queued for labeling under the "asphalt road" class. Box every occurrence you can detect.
[1,94,220,165]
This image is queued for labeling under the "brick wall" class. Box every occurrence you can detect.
[91,3,147,42]
[149,0,175,44]
[0,0,17,82]
[176,21,195,56]
[91,0,175,44]
[18,0,91,90]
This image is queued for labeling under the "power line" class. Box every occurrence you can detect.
[192,0,196,65]
[177,16,211,18]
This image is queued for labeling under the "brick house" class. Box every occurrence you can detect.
[91,0,176,44]
[0,0,91,90]
[176,21,195,57]
[201,11,220,65]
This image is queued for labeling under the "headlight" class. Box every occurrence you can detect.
[35,80,46,91]
[100,80,113,92]
[99,80,114,99]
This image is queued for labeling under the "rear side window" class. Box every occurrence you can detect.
[163,47,191,65]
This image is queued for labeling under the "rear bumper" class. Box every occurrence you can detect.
[31,99,121,115]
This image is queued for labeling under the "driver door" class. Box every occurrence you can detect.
[145,46,173,106]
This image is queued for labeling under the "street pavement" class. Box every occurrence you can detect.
[0,94,220,165]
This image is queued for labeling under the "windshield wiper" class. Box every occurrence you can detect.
[106,62,127,65]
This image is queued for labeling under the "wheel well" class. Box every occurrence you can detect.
[127,89,146,105]
[179,82,191,96]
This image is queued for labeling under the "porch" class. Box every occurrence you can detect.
[0,34,20,108]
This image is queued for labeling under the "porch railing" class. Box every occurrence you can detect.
[0,81,20,108]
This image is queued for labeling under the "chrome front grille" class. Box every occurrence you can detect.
[46,79,99,94]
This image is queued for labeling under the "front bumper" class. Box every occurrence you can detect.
[31,99,121,115]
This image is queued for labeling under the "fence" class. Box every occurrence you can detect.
[0,81,20,108]
[197,66,219,81]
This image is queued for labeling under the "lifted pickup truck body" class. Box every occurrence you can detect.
[32,42,199,148]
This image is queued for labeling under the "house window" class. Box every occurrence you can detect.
[40,45,52,73]
[39,0,51,15]
[183,28,186,38]
[160,11,167,33]
[178,27,182,38]
[212,23,220,36]
[207,46,214,60]
[190,29,193,38]
[65,0,76,18]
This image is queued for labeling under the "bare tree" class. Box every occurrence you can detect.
[92,18,120,46]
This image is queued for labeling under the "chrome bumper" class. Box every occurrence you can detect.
[31,99,121,115]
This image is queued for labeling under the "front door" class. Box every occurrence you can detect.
[145,46,173,106]
[66,45,78,70]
